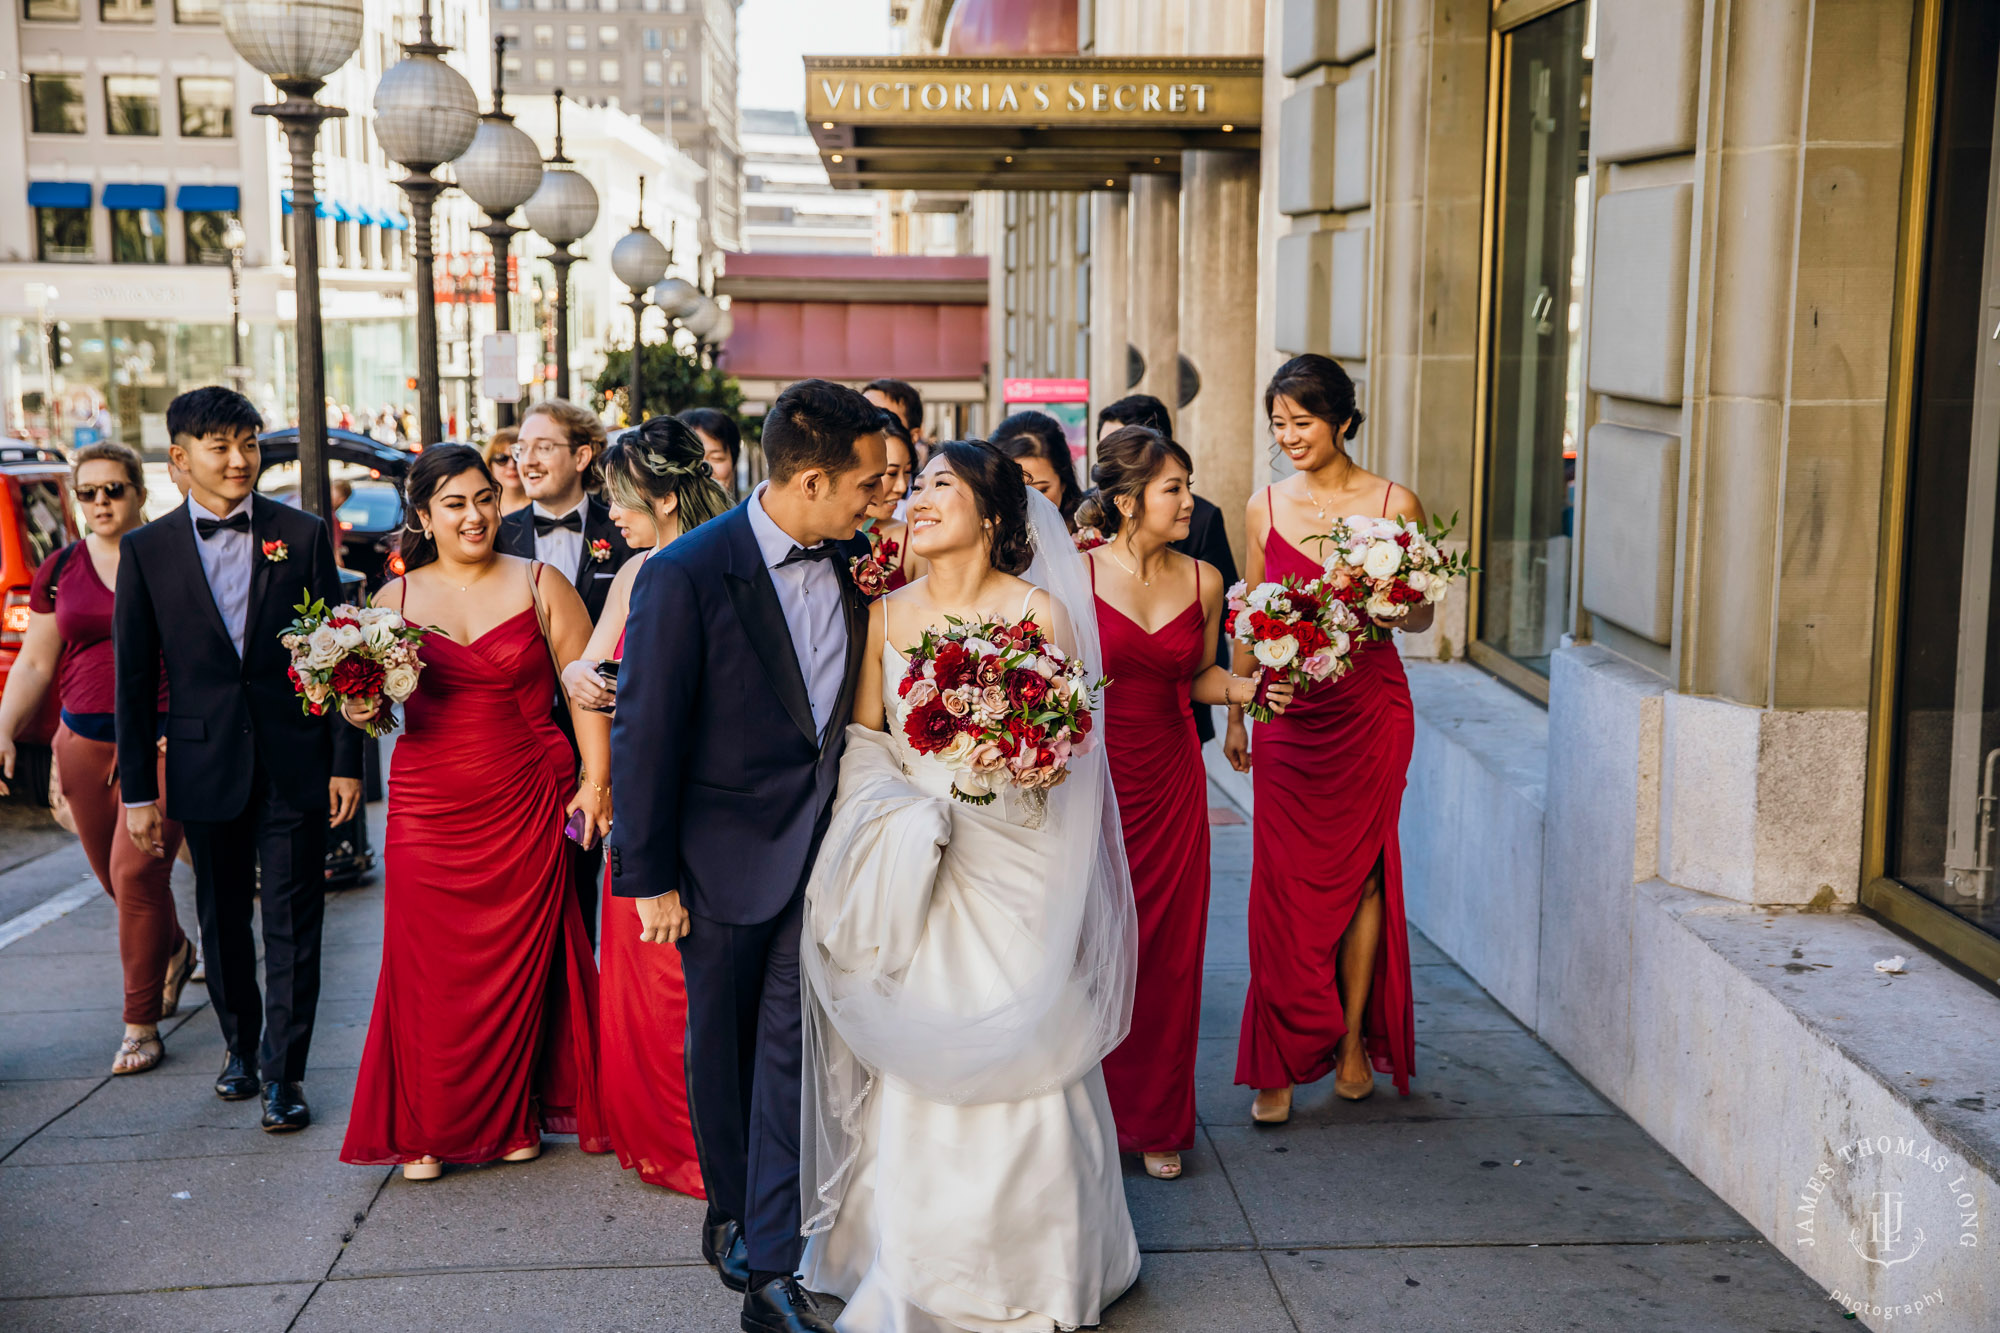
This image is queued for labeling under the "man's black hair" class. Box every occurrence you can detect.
[762,379,884,483]
[862,377,923,431]
[167,385,263,443]
[1097,393,1172,440]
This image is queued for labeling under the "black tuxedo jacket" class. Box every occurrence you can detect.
[1173,492,1240,745]
[114,495,362,822]
[495,496,636,624]
[608,501,866,925]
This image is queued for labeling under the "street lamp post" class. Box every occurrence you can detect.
[374,0,477,447]
[456,35,542,429]
[523,90,597,403]
[223,216,248,389]
[610,180,669,426]
[220,0,363,523]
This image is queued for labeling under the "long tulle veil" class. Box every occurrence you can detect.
[797,487,1138,1235]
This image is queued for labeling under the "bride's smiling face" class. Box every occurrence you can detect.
[905,455,987,560]
[424,467,500,563]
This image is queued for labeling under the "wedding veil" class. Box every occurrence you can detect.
[798,487,1139,1235]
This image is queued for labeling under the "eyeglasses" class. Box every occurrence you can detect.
[509,440,579,463]
[75,482,130,503]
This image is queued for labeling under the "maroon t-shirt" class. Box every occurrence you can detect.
[29,541,149,716]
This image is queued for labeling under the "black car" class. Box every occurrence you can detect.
[255,428,416,591]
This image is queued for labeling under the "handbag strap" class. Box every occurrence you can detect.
[527,559,565,685]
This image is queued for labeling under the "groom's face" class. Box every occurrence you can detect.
[798,430,888,543]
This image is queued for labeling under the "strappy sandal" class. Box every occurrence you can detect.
[1143,1152,1183,1180]
[112,1031,163,1075]
[159,937,197,1018]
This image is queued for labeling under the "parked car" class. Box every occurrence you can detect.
[255,428,416,591]
[0,441,78,805]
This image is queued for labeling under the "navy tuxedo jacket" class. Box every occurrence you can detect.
[113,495,361,822]
[608,502,867,924]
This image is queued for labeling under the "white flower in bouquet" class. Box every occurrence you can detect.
[302,677,332,707]
[1366,591,1400,620]
[1363,541,1404,580]
[357,606,400,627]
[1253,634,1300,669]
[937,731,979,766]
[361,618,399,651]
[332,622,365,651]
[306,625,343,668]
[383,665,421,703]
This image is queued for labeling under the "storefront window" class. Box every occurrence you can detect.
[1884,0,2000,958]
[1476,0,1591,685]
[111,209,168,264]
[29,74,86,134]
[35,208,92,263]
[105,75,160,136]
[185,211,233,266]
[24,0,80,19]
[178,77,233,137]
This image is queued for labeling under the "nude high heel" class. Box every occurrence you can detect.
[501,1142,541,1163]
[1334,1073,1376,1101]
[402,1156,442,1181]
[1250,1086,1292,1125]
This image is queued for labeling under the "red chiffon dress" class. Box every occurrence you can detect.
[1095,561,1211,1153]
[342,606,610,1166]
[596,628,706,1198]
[1235,486,1416,1096]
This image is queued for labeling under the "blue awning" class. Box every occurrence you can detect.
[327,200,351,223]
[280,190,339,219]
[103,183,168,211]
[175,184,240,212]
[27,181,90,209]
[382,212,410,231]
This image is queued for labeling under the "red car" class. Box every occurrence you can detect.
[0,441,79,798]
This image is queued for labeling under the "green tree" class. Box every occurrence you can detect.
[591,341,755,440]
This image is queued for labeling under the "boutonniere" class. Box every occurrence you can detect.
[262,539,289,562]
[588,538,613,563]
[850,552,890,598]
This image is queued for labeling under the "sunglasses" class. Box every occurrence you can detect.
[75,482,131,503]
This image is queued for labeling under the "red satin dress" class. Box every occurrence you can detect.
[1236,487,1416,1096]
[596,629,706,1198]
[1095,561,1212,1153]
[342,607,610,1165]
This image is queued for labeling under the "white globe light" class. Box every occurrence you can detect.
[455,117,544,216]
[525,167,598,245]
[611,227,670,293]
[706,308,734,344]
[681,297,720,339]
[650,276,702,319]
[221,0,363,84]
[374,53,478,170]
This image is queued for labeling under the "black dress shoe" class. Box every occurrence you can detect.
[214,1054,259,1101]
[260,1080,311,1133]
[740,1275,836,1333]
[701,1216,751,1293]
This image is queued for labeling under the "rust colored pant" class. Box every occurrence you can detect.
[54,726,187,1025]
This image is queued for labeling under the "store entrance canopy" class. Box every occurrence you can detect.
[803,56,1262,191]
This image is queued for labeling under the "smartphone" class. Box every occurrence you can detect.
[564,809,591,846]
[597,657,621,683]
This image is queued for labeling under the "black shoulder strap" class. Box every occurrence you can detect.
[45,539,82,601]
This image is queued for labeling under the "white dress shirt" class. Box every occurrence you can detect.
[188,492,254,659]
[530,497,587,578]
[747,482,846,735]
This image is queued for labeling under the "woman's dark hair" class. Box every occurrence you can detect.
[935,439,1035,576]
[762,378,883,482]
[991,410,1085,521]
[676,407,741,486]
[1264,353,1364,442]
[1073,425,1192,538]
[398,444,495,574]
[601,414,732,544]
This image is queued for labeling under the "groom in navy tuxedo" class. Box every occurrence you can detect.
[611,379,887,1333]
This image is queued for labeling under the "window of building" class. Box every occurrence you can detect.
[598,23,617,44]
[668,0,685,11]
[110,208,167,263]
[668,61,687,86]
[499,22,520,39]
[35,208,91,261]
[643,59,662,86]
[498,0,521,8]
[28,74,86,134]
[642,0,659,10]
[670,94,688,113]
[503,53,524,75]
[533,23,553,45]
[535,57,555,81]
[600,0,617,10]
[24,0,80,19]
[600,58,620,82]
[567,24,586,48]
[184,210,232,265]
[105,75,161,135]
[668,24,687,47]
[174,0,219,21]
[1472,0,1592,692]
[100,0,153,20]
[566,0,585,9]
[178,76,232,137]
[567,58,587,82]
[643,26,660,48]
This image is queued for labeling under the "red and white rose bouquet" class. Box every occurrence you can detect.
[281,596,427,737]
[1315,514,1474,637]
[1227,575,1359,722]
[895,616,1103,805]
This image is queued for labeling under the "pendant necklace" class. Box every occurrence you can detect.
[1301,455,1356,523]
[1107,544,1153,586]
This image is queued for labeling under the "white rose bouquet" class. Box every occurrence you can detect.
[281,596,429,738]
[1313,513,1475,637]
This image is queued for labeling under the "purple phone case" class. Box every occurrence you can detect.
[564,810,590,845]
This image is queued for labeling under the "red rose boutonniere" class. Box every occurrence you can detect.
[262,539,289,562]
[589,538,613,563]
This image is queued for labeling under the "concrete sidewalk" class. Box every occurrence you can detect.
[0,790,1848,1331]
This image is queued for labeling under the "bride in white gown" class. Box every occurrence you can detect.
[799,442,1141,1333]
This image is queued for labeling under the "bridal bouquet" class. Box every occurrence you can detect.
[1227,575,1358,722]
[895,616,1103,805]
[1314,514,1474,637]
[282,596,427,737]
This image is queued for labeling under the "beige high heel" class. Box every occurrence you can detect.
[402,1156,442,1181]
[1335,1073,1376,1101]
[1142,1151,1183,1179]
[1250,1086,1292,1125]
[502,1142,541,1163]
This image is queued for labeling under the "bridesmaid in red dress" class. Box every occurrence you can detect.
[1225,354,1425,1122]
[1082,426,1290,1181]
[562,416,733,1198]
[854,409,916,595]
[340,446,611,1181]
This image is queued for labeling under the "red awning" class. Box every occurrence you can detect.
[715,251,987,385]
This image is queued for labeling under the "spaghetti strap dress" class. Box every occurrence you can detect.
[1235,485,1416,1096]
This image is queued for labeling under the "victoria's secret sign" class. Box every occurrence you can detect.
[803,57,1262,128]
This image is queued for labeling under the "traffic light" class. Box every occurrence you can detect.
[46,321,72,370]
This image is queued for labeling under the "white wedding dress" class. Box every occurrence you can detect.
[798,613,1141,1332]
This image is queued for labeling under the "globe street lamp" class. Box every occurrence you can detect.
[610,180,670,425]
[222,215,248,389]
[454,34,542,429]
[522,91,597,402]
[220,0,363,522]
[373,0,477,447]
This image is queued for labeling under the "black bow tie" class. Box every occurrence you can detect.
[533,510,584,536]
[195,511,251,539]
[778,543,840,568]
